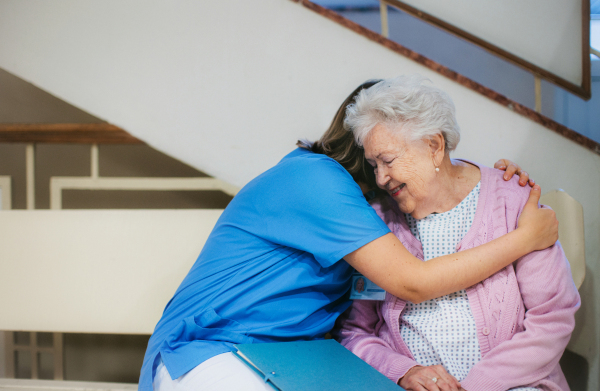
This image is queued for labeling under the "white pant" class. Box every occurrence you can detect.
[153,352,276,391]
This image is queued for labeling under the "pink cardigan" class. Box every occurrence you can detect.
[334,164,580,391]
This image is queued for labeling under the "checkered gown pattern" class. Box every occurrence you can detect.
[402,182,536,390]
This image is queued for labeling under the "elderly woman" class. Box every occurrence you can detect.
[140,80,558,391]
[335,76,580,391]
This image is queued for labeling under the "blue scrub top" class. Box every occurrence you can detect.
[138,148,390,390]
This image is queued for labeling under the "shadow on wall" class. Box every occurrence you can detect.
[63,334,150,383]
[560,349,588,391]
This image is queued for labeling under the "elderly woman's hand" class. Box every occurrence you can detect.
[399,365,461,391]
[517,184,559,252]
[494,159,534,187]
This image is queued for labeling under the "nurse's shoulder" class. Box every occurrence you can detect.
[238,148,359,201]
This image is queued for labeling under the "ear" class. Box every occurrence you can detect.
[428,133,446,165]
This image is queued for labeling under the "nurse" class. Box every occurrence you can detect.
[140,81,557,391]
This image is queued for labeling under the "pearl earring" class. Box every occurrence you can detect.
[435,167,439,172]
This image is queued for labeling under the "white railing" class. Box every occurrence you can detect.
[10,143,240,211]
[0,176,11,210]
[1,141,238,380]
[49,144,239,210]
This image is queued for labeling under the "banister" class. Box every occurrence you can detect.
[294,0,600,156]
[0,123,143,144]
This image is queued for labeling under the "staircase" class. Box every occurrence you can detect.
[0,1,598,389]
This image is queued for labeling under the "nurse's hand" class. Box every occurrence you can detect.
[494,159,534,187]
[399,365,461,391]
[517,184,559,252]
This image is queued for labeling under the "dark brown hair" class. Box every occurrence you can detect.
[297,80,383,196]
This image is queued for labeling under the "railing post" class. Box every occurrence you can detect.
[380,1,389,38]
[91,144,99,179]
[534,76,542,113]
[0,176,12,210]
[4,332,14,378]
[26,144,35,210]
[30,332,38,380]
[53,333,63,380]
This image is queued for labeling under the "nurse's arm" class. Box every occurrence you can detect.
[344,185,557,304]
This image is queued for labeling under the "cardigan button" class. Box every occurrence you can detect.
[482,327,490,336]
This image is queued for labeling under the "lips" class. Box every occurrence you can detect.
[389,183,406,197]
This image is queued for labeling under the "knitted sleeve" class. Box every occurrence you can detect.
[333,299,419,384]
[462,173,580,391]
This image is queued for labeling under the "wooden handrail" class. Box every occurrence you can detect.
[0,123,143,144]
[380,0,591,101]
[294,0,600,156]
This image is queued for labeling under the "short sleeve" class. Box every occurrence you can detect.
[225,151,390,268]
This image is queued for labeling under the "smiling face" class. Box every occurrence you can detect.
[363,123,440,219]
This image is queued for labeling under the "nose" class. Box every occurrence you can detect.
[375,165,390,189]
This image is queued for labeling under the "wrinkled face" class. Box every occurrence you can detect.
[363,123,437,219]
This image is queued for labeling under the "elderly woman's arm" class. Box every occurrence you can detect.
[334,301,462,390]
[345,185,557,304]
[333,301,420,384]
[460,243,580,391]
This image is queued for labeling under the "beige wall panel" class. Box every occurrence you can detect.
[0,210,222,335]
[540,190,586,289]
[0,176,8,210]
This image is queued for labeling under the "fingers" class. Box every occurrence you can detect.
[406,383,429,391]
[494,159,519,180]
[495,159,533,186]
[525,184,542,206]
[517,170,530,187]
[400,365,460,391]
[519,185,559,250]
[503,163,519,181]
[422,377,441,391]
[431,365,461,390]
[493,159,509,170]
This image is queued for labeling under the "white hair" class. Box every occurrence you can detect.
[343,75,460,152]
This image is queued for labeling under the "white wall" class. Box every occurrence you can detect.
[0,1,598,388]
